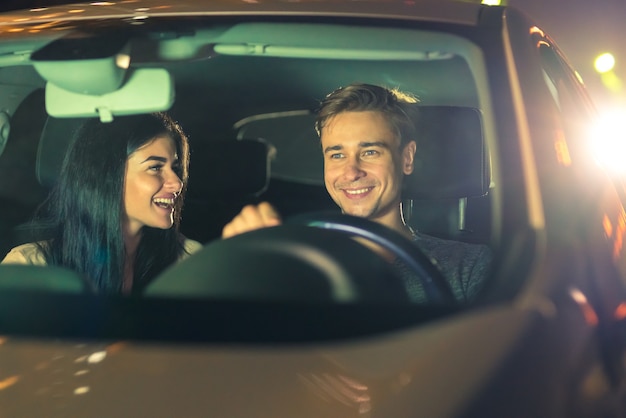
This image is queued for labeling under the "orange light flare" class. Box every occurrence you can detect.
[603,214,613,239]
[553,129,571,167]
[613,209,626,260]
[570,288,599,326]
[614,302,626,320]
[529,26,545,37]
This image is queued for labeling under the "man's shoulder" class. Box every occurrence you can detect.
[412,232,490,258]
[411,231,492,301]
[411,231,492,274]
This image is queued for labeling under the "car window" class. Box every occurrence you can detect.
[0,22,492,251]
[0,4,571,337]
[4,4,626,418]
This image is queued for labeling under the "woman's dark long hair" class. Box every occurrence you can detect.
[37,112,190,294]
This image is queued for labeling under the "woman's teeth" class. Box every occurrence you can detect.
[153,197,174,208]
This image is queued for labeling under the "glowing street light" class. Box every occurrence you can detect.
[594,52,622,93]
[595,52,616,74]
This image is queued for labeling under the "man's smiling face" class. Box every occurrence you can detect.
[321,110,416,227]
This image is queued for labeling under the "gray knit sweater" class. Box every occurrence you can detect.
[393,232,492,303]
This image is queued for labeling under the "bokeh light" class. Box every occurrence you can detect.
[595,52,615,74]
[589,107,626,173]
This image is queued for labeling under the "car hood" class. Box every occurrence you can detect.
[1,304,551,418]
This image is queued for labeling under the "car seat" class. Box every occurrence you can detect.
[10,113,275,247]
[233,105,491,244]
[403,106,491,244]
[0,89,49,255]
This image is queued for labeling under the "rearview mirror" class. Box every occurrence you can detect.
[45,68,175,123]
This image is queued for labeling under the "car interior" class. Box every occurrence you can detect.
[0,18,497,303]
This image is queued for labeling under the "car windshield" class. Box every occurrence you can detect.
[7,2,626,418]
[0,1,602,343]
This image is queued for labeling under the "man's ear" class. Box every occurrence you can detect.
[402,140,417,175]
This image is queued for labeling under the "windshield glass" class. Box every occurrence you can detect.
[0,10,498,341]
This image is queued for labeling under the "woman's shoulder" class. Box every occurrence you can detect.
[181,237,203,259]
[1,242,47,265]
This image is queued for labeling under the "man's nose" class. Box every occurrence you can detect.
[343,157,366,180]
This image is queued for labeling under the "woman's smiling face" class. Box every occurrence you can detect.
[123,135,183,237]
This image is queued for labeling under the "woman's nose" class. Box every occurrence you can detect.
[165,170,183,193]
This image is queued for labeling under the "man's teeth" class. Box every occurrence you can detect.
[345,188,371,195]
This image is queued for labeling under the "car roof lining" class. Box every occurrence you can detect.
[0,20,485,107]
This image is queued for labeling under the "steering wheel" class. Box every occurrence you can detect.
[147,212,455,305]
[287,212,455,304]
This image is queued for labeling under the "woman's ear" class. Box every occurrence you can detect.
[402,140,417,175]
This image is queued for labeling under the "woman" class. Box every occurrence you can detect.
[1,112,202,294]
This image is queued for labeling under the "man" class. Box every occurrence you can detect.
[222,83,491,302]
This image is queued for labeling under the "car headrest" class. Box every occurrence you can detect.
[36,117,85,189]
[407,106,488,199]
[35,117,273,197]
[235,106,489,199]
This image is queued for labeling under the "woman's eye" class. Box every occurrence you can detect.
[149,164,164,172]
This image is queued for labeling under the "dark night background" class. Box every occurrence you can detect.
[508,0,626,111]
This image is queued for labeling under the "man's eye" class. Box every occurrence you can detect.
[363,149,379,157]
[329,153,344,159]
